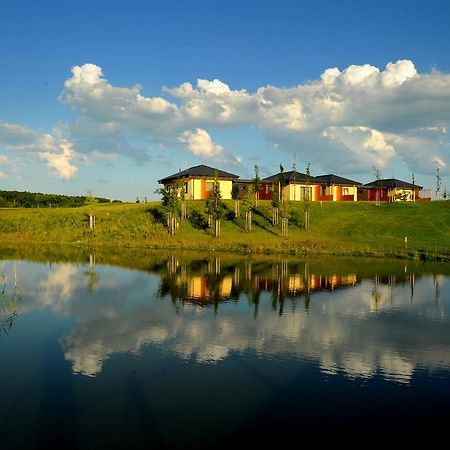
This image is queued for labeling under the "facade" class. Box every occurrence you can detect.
[236,179,274,200]
[262,170,317,202]
[313,174,361,202]
[157,165,239,200]
[358,178,426,202]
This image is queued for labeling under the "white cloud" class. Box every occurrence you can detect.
[178,128,223,157]
[61,59,450,175]
[0,121,83,179]
[3,59,450,180]
[39,141,79,179]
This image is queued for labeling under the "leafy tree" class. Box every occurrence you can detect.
[205,172,226,237]
[436,167,442,200]
[155,185,180,234]
[231,183,241,218]
[252,165,261,207]
[279,164,285,204]
[372,166,382,204]
[242,185,255,232]
[271,181,280,226]
[304,163,311,229]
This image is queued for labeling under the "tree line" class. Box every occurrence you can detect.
[0,190,117,208]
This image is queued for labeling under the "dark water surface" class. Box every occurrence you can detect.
[1,252,450,448]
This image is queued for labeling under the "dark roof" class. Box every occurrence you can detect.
[362,178,422,189]
[263,170,311,183]
[158,164,239,184]
[314,174,362,186]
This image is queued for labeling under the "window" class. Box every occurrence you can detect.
[267,185,273,193]
[206,181,214,191]
[321,185,326,196]
[183,182,188,194]
[343,187,349,196]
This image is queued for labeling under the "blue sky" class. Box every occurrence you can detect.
[1,0,450,201]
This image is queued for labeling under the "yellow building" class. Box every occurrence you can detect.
[158,164,239,200]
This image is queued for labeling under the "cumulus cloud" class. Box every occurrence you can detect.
[3,59,450,180]
[0,121,82,179]
[58,59,450,176]
[0,120,119,179]
[178,128,223,157]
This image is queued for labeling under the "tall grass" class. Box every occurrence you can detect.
[0,200,449,259]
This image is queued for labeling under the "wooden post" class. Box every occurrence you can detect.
[89,214,96,229]
[245,210,252,232]
[272,207,279,226]
[304,210,309,230]
[282,218,288,237]
[215,219,220,237]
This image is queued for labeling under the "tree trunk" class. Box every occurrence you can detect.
[234,199,240,218]
[215,219,220,237]
[245,210,252,232]
[282,218,288,237]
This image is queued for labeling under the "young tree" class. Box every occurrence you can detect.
[436,167,442,200]
[242,185,255,232]
[85,190,98,206]
[304,163,311,229]
[279,164,285,204]
[271,181,280,226]
[231,183,241,218]
[155,186,180,234]
[252,165,261,207]
[372,166,382,205]
[205,171,226,237]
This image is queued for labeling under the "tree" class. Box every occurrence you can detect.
[436,167,442,200]
[231,183,241,218]
[372,166,382,204]
[271,182,280,225]
[85,190,98,206]
[242,185,255,232]
[279,164,285,204]
[252,165,261,207]
[155,185,180,234]
[205,170,226,237]
[304,163,311,229]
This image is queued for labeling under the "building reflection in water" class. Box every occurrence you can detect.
[159,255,359,313]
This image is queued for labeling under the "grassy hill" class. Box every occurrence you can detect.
[0,200,449,260]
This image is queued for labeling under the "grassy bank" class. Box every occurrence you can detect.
[0,200,449,260]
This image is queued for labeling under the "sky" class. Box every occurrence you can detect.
[1,0,450,201]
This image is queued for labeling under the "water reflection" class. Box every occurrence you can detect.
[1,254,449,383]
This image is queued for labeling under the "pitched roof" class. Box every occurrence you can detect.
[314,174,362,186]
[158,164,239,184]
[263,170,311,183]
[362,178,422,189]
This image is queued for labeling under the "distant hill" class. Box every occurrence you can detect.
[0,190,119,208]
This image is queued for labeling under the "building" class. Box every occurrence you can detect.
[358,178,428,202]
[313,174,361,202]
[262,170,317,201]
[157,164,239,200]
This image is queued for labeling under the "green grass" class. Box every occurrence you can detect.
[1,200,449,260]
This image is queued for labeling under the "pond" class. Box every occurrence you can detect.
[0,251,449,448]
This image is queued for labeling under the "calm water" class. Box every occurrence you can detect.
[1,252,450,448]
